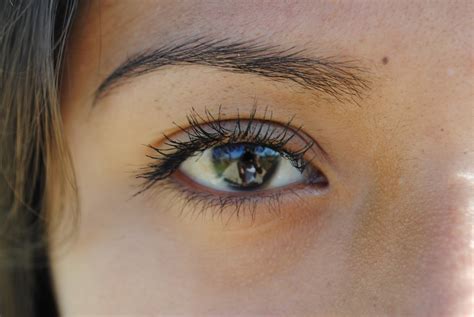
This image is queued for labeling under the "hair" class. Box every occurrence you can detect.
[0,1,77,316]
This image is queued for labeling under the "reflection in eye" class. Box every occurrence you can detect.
[135,107,329,218]
[180,143,305,192]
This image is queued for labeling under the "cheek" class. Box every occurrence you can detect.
[51,192,338,314]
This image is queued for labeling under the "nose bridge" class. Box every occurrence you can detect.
[456,170,474,238]
[456,170,474,286]
[431,168,474,316]
[346,151,474,315]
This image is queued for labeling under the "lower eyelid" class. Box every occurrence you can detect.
[151,174,328,226]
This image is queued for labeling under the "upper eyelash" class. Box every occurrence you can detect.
[134,107,315,196]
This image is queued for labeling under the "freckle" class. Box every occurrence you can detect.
[440,128,444,132]
[382,56,389,65]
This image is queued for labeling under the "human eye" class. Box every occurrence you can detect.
[179,143,311,192]
[134,107,329,220]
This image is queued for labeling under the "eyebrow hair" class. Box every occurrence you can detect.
[95,38,370,103]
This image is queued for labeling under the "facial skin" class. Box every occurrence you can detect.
[51,0,473,316]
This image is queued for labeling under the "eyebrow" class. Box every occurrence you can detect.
[95,38,370,103]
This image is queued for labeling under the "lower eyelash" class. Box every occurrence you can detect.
[138,176,315,224]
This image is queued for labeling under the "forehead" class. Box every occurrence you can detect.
[75,0,467,59]
[69,0,471,101]
[90,0,460,32]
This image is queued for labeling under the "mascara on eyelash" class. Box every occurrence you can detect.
[133,107,316,196]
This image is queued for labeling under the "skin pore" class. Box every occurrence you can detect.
[51,1,473,316]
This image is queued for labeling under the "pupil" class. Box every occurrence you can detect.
[211,143,280,190]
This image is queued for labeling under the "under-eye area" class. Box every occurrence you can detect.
[134,107,330,221]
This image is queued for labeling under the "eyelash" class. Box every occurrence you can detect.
[144,178,313,223]
[133,107,323,219]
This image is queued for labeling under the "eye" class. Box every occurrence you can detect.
[134,107,329,219]
[178,143,312,192]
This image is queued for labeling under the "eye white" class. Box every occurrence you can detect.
[178,146,305,192]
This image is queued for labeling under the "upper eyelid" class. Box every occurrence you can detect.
[163,107,328,159]
[159,109,328,163]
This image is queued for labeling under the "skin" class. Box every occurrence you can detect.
[51,0,473,316]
